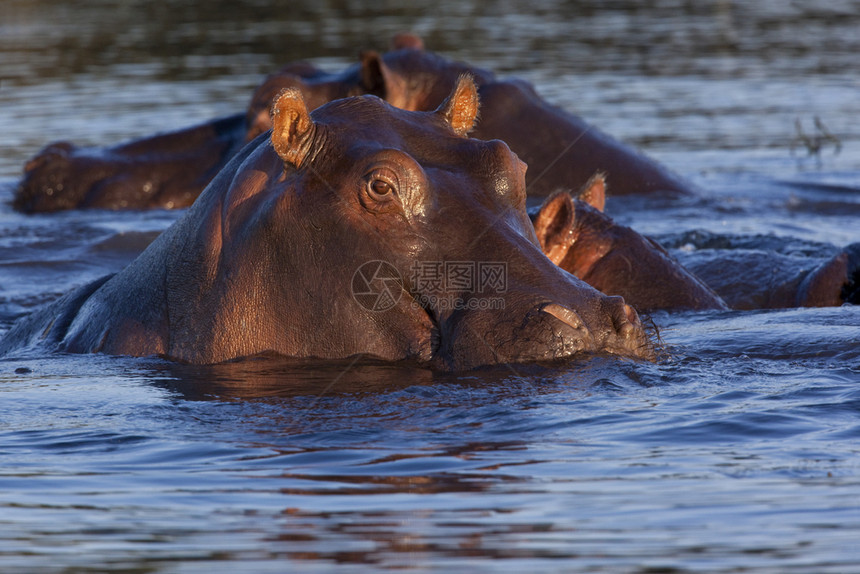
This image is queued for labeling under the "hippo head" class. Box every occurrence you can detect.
[170,75,650,370]
[13,142,91,212]
[357,49,485,113]
[244,53,399,143]
[244,35,484,143]
[54,77,651,368]
[532,175,726,312]
[245,62,365,142]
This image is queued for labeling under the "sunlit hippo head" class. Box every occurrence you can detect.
[243,34,433,143]
[532,175,726,313]
[9,77,653,370]
[244,60,381,143]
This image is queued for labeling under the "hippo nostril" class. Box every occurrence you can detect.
[603,295,642,340]
[623,304,640,327]
[540,302,584,330]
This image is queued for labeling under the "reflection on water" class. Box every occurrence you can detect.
[3,343,860,571]
[1,1,860,572]
[4,0,859,82]
[2,1,858,207]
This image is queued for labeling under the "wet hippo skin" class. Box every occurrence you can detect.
[363,46,693,198]
[529,175,860,312]
[13,114,247,212]
[14,35,693,212]
[676,241,860,310]
[532,175,726,313]
[0,78,653,370]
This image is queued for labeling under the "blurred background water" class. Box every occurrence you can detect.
[1,1,859,572]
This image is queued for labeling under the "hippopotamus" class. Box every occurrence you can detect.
[13,114,248,212]
[13,35,694,212]
[797,245,860,307]
[11,40,408,213]
[667,235,860,310]
[529,175,860,311]
[356,46,694,199]
[531,174,727,312]
[245,40,693,198]
[0,78,652,370]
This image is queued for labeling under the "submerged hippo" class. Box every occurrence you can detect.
[532,175,727,312]
[14,35,693,212]
[355,45,694,199]
[12,41,407,213]
[529,176,860,311]
[0,78,652,370]
[247,40,693,198]
[670,236,860,310]
[13,114,248,212]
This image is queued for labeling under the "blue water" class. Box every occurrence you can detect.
[1,2,859,572]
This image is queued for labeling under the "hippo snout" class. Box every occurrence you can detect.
[535,296,647,360]
[601,295,643,341]
[15,142,80,212]
[437,293,652,370]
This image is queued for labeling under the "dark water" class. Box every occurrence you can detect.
[1,1,859,572]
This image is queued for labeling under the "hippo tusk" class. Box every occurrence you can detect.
[540,302,584,331]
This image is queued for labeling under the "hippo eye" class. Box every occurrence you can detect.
[370,178,393,197]
[364,168,399,204]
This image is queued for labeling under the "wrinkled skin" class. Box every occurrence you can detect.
[532,175,726,312]
[677,241,860,310]
[0,78,652,370]
[14,34,693,212]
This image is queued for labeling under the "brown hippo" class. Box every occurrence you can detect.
[357,47,694,199]
[797,245,860,307]
[673,238,860,310]
[531,175,727,312]
[13,114,248,212]
[0,78,652,370]
[246,42,694,198]
[13,35,694,212]
[529,176,860,311]
[12,47,401,213]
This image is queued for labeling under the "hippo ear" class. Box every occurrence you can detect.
[577,172,606,212]
[436,74,479,136]
[359,50,385,95]
[391,32,424,51]
[270,88,315,169]
[533,191,576,265]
